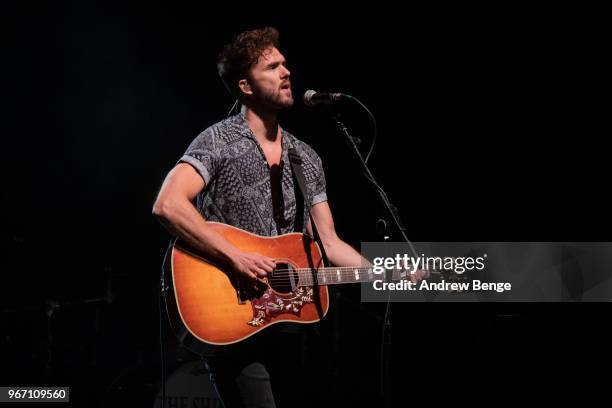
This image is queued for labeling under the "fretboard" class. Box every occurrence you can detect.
[287,266,401,286]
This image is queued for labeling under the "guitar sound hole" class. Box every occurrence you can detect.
[269,263,298,294]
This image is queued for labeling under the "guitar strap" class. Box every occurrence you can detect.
[288,148,330,267]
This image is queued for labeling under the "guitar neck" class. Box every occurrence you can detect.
[288,266,400,287]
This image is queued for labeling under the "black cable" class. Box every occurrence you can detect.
[347,96,377,164]
[329,102,418,258]
[340,97,391,207]
[158,286,166,408]
[326,99,416,408]
[159,249,169,408]
[380,289,392,403]
[226,99,239,117]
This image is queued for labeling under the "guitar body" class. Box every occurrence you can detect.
[163,222,329,353]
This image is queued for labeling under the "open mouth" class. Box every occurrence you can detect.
[280,83,291,90]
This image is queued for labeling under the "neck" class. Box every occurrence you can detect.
[279,265,395,287]
[241,104,280,144]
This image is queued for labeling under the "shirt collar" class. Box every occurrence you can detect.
[234,112,294,153]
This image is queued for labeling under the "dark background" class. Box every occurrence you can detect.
[2,2,609,407]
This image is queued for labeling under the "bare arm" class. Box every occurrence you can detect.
[152,163,275,279]
[308,202,425,283]
[307,201,368,268]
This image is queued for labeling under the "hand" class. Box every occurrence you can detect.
[230,251,276,281]
[408,269,428,284]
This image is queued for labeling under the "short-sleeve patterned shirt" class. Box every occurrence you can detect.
[179,113,327,237]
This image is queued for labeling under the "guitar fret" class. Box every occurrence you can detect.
[173,224,445,349]
[294,267,379,287]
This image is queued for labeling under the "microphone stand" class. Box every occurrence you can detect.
[326,108,418,408]
[327,110,416,253]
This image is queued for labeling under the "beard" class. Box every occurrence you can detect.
[252,84,294,110]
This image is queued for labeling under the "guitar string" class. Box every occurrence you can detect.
[264,270,419,280]
[265,271,396,279]
[263,268,441,279]
[261,277,442,286]
[253,271,440,284]
[266,266,439,275]
[261,279,425,285]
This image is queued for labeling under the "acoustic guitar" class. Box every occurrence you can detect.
[162,222,449,354]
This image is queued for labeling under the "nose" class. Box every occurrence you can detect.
[281,65,291,78]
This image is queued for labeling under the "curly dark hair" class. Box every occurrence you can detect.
[217,27,280,97]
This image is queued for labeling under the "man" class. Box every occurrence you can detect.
[153,27,364,283]
[153,27,421,407]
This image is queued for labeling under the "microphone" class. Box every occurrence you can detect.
[303,90,351,107]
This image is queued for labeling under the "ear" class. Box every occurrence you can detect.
[238,79,253,96]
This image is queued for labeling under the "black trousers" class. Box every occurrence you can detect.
[205,326,322,408]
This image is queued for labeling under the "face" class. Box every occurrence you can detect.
[240,47,293,109]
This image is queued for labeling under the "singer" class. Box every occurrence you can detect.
[153,27,411,408]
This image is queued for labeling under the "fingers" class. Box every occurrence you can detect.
[248,254,275,275]
[242,253,276,278]
[253,254,276,272]
[243,267,266,281]
[253,266,268,278]
[247,271,259,280]
[410,273,418,284]
[232,251,276,281]
[409,270,427,283]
